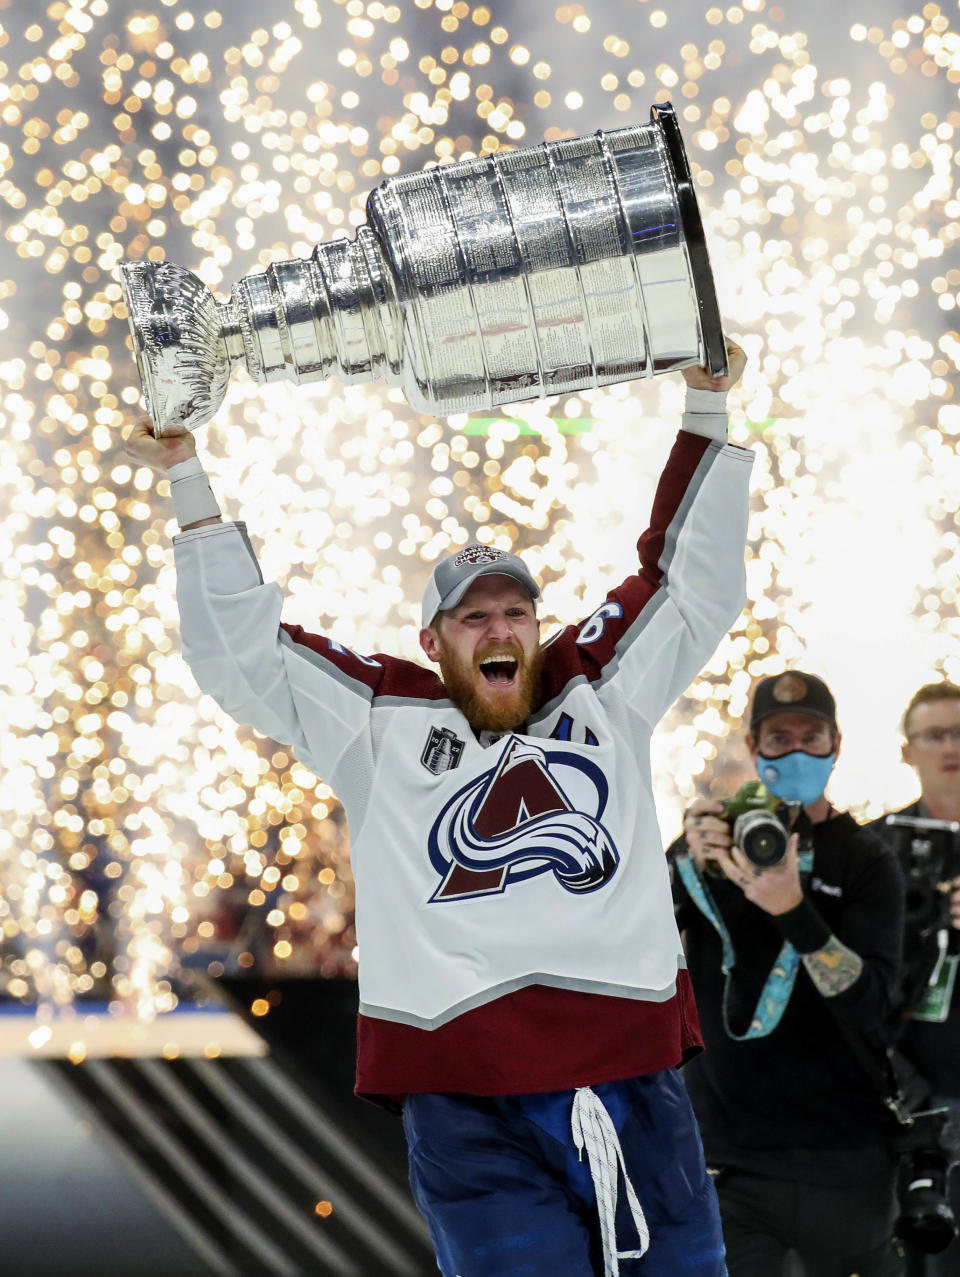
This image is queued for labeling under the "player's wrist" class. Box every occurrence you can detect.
[682,386,729,444]
[180,516,223,531]
[684,386,728,414]
[168,455,204,481]
[169,457,222,528]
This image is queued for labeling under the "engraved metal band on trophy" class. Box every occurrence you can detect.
[120,101,726,435]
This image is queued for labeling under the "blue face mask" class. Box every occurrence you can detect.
[756,751,836,807]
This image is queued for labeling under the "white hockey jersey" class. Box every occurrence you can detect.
[174,426,753,1100]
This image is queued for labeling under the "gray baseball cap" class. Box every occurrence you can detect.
[421,544,540,627]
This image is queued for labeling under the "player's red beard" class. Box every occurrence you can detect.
[437,639,544,732]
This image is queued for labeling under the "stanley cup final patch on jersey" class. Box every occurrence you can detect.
[426,736,620,902]
[421,726,465,776]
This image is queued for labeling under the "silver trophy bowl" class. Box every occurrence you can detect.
[120,102,726,434]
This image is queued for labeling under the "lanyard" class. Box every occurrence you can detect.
[675,851,814,1040]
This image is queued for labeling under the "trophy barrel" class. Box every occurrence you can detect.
[367,100,726,415]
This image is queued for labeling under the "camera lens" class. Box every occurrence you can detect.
[896,1148,957,1255]
[733,810,789,869]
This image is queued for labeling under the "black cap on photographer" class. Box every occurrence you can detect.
[749,671,837,731]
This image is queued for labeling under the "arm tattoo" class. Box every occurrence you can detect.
[801,935,864,998]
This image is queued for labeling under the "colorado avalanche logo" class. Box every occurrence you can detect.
[427,736,620,902]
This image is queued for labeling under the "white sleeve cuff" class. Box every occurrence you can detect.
[682,386,729,443]
[169,457,221,527]
[684,387,728,415]
[168,455,204,483]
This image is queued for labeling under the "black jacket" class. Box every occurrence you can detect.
[671,812,904,1168]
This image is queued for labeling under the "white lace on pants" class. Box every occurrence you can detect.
[571,1086,650,1276]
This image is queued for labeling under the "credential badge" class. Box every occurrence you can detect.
[421,726,465,776]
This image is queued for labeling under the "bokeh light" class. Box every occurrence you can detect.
[2,0,959,1032]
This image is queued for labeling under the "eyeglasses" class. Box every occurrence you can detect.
[907,726,960,748]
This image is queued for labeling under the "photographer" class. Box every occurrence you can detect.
[670,670,905,1276]
[868,682,960,1275]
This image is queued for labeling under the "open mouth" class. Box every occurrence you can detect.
[479,656,519,687]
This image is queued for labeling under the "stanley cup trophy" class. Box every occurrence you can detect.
[120,102,727,434]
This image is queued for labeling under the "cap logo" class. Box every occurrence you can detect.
[454,545,507,566]
[772,673,808,704]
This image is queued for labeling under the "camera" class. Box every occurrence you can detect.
[881,818,960,1255]
[884,815,960,1014]
[721,780,794,870]
[893,1106,958,1255]
[883,814,960,941]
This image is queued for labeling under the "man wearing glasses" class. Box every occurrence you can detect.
[871,682,960,1275]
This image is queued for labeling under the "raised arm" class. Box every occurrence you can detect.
[124,419,379,804]
[575,338,754,727]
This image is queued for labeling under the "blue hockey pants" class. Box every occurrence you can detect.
[403,1068,727,1277]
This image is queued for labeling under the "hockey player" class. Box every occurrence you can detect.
[126,338,751,1276]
